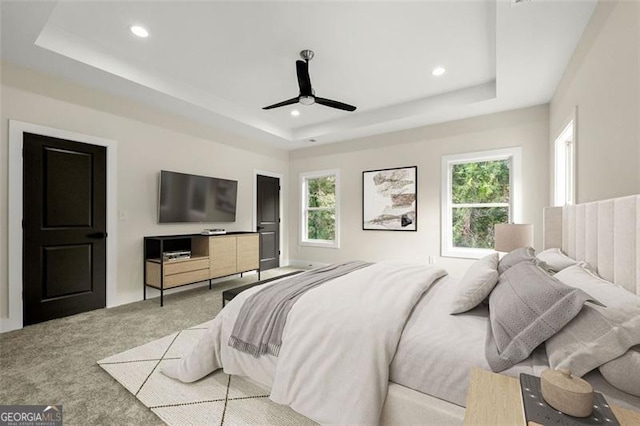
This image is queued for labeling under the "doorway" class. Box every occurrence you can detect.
[256,174,280,271]
[23,133,107,325]
[5,120,117,332]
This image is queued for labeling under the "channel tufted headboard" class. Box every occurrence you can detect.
[544,195,640,296]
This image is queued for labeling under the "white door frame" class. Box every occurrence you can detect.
[252,169,284,267]
[3,120,118,332]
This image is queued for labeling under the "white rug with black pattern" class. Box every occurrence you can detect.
[98,321,316,425]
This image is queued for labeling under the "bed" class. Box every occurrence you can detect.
[163,195,640,425]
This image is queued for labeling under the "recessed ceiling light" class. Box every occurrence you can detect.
[130,25,149,38]
[290,110,300,117]
[432,66,446,76]
[308,139,317,143]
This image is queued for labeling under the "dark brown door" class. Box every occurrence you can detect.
[256,175,280,271]
[23,132,107,326]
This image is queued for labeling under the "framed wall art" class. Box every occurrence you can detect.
[362,166,417,231]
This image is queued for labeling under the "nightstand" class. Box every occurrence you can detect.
[463,368,640,426]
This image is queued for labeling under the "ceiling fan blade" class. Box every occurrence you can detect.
[296,60,312,96]
[262,97,299,110]
[315,97,357,112]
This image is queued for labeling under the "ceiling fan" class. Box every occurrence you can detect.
[263,50,357,112]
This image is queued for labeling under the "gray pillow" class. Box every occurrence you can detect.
[485,261,594,372]
[497,246,537,274]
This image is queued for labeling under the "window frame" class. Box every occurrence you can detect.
[300,169,340,248]
[553,119,576,206]
[441,147,522,259]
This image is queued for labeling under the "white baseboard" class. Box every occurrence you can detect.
[287,259,329,269]
[0,272,265,334]
[1,317,22,333]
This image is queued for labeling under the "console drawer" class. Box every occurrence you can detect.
[164,257,209,275]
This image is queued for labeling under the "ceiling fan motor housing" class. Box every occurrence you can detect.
[299,95,315,106]
[300,49,314,61]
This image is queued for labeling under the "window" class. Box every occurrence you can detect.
[554,120,575,206]
[300,170,340,248]
[441,148,522,258]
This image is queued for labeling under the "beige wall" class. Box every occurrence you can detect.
[289,105,550,278]
[0,63,289,320]
[550,0,640,203]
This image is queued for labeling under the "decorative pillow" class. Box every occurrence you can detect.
[497,246,537,275]
[485,261,594,372]
[536,248,594,273]
[450,253,499,314]
[554,264,639,306]
[599,346,640,397]
[546,265,640,377]
[536,248,578,272]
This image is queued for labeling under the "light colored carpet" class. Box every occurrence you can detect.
[0,267,302,426]
[98,321,317,425]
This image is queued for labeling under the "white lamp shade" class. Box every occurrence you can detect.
[494,223,534,252]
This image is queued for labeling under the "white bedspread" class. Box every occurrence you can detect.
[163,261,446,425]
[390,275,548,406]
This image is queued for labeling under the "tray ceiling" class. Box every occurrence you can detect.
[1,1,596,149]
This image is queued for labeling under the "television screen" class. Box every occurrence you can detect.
[158,170,238,223]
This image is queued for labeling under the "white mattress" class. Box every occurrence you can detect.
[390,275,548,406]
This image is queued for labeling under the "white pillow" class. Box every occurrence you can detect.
[450,253,499,314]
[546,265,640,377]
[536,247,594,273]
[554,264,634,305]
[599,345,640,397]
[536,248,577,272]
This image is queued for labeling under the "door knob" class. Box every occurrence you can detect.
[257,226,265,231]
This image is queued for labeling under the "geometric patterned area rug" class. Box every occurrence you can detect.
[98,320,317,425]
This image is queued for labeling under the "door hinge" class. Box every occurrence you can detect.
[278,218,281,223]
[279,186,281,191]
[279,250,281,255]
[22,220,24,228]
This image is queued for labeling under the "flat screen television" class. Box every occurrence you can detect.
[158,170,238,223]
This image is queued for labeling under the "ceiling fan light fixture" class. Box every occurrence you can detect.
[432,66,446,76]
[299,96,315,106]
[130,25,149,38]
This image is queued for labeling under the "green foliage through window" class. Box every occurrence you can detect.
[452,160,509,204]
[305,175,336,242]
[307,210,335,241]
[452,207,509,248]
[451,159,510,249]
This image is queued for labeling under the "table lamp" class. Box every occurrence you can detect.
[494,223,534,252]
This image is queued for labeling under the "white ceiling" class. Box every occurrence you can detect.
[1,1,596,149]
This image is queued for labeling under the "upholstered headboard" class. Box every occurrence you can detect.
[544,195,640,295]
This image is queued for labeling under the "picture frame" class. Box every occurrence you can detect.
[362,166,417,231]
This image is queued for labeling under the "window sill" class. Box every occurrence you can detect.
[300,240,340,249]
[441,247,496,260]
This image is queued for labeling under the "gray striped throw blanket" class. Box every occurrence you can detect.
[229,261,372,357]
